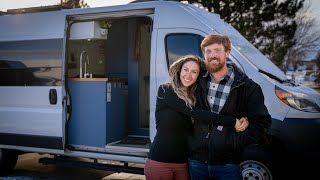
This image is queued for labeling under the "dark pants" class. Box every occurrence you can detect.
[188,159,243,180]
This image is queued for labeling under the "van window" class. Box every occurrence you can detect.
[165,34,204,68]
[0,39,62,86]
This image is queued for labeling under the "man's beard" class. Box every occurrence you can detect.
[206,58,224,73]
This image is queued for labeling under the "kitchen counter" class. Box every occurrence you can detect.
[68,78,127,82]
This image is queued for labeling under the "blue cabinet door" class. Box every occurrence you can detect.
[68,81,106,147]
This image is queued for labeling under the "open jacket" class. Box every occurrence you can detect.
[189,64,272,165]
[149,84,240,163]
[148,84,193,163]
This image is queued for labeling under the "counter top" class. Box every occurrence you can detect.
[68,78,127,82]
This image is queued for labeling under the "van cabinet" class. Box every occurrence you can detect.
[68,79,126,148]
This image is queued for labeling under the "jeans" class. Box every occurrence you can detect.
[188,159,243,180]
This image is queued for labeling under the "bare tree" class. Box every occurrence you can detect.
[186,0,304,67]
[283,2,320,73]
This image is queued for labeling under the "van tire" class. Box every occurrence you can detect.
[240,144,277,180]
[0,149,18,176]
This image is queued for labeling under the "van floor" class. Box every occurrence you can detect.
[106,135,150,150]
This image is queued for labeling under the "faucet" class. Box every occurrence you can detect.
[79,50,90,78]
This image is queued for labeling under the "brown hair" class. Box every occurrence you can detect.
[168,55,206,108]
[201,34,231,52]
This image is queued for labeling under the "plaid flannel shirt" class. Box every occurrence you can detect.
[205,66,235,114]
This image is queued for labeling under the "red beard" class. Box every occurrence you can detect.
[206,58,224,73]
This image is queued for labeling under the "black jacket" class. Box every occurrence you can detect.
[149,84,238,163]
[189,64,272,165]
[148,84,193,163]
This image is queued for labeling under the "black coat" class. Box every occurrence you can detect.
[148,84,193,163]
[189,64,272,165]
[148,83,241,163]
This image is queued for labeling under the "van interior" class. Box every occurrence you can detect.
[66,16,152,157]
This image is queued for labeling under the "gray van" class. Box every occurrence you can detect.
[0,1,319,179]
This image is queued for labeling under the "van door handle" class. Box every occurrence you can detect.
[49,89,57,105]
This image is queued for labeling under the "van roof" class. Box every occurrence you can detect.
[0,1,202,41]
[0,0,287,81]
[4,5,67,15]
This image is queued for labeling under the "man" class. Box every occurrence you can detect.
[189,34,272,180]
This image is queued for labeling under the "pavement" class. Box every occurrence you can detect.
[0,153,145,180]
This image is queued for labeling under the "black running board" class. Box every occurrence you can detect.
[39,157,144,175]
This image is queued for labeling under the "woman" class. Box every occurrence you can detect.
[144,55,247,180]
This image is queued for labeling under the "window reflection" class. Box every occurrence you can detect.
[0,39,62,86]
[165,34,204,68]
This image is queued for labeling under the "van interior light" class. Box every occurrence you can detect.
[275,86,320,113]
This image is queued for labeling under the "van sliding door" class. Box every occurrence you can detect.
[0,39,65,150]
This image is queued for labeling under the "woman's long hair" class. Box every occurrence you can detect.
[168,55,206,108]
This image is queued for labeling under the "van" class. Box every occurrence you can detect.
[0,1,319,179]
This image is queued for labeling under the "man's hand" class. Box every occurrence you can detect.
[235,117,249,132]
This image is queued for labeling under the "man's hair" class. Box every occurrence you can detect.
[201,34,231,52]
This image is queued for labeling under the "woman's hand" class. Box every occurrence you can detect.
[235,117,249,132]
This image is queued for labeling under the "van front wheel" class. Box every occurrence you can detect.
[0,149,18,176]
[241,160,272,180]
[240,144,275,180]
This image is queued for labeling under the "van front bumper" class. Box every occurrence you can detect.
[270,117,320,160]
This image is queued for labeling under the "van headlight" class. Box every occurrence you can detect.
[275,86,320,113]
